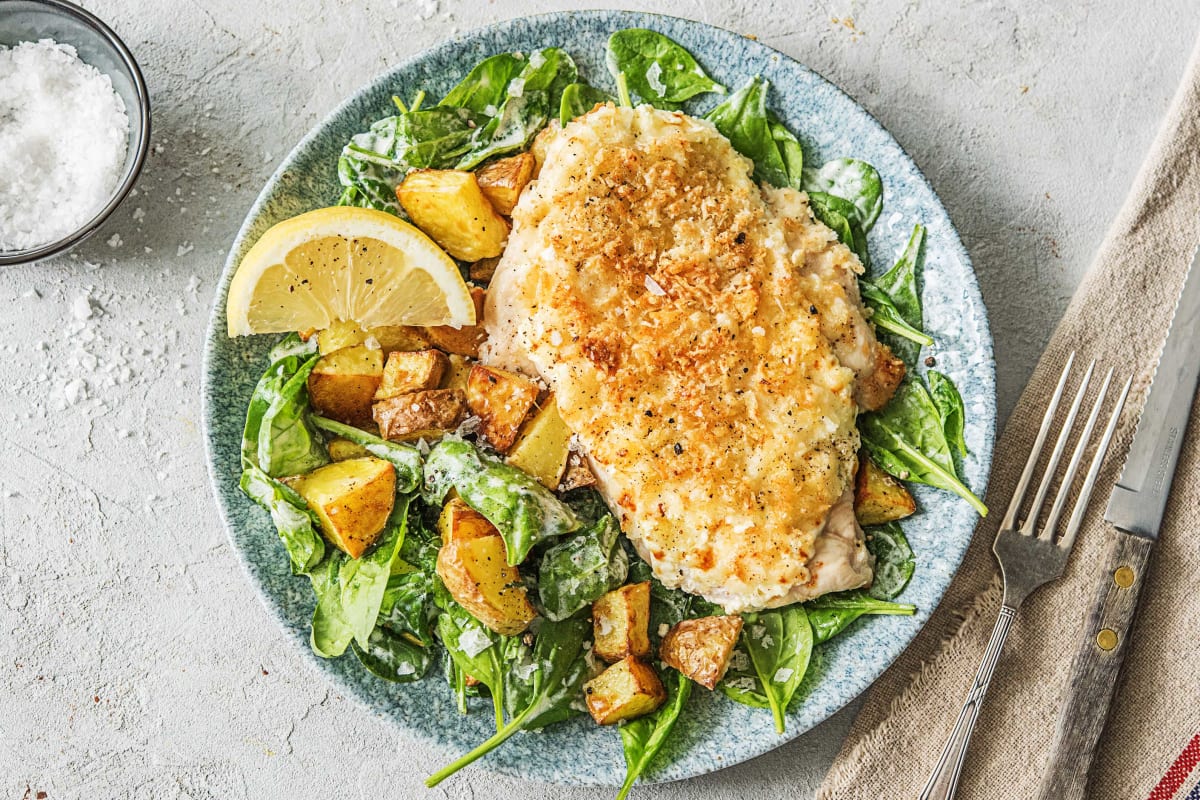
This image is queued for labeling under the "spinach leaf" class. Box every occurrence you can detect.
[440,52,526,114]
[338,495,411,648]
[310,551,355,658]
[561,486,613,525]
[310,415,423,493]
[875,223,926,332]
[255,351,328,478]
[718,644,770,709]
[808,191,871,268]
[455,48,577,170]
[559,82,612,125]
[437,602,508,731]
[426,616,592,786]
[802,158,884,231]
[740,607,813,733]
[239,464,326,575]
[605,28,725,107]
[336,107,484,214]
[706,77,803,190]
[501,617,593,730]
[352,625,431,683]
[865,522,916,600]
[805,590,915,645]
[928,370,967,457]
[423,439,580,565]
[859,379,988,516]
[859,280,934,347]
[538,514,629,621]
[617,672,692,800]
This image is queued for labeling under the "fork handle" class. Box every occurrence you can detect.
[1035,528,1155,800]
[919,604,1017,800]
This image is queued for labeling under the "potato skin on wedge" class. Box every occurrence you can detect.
[426,286,489,358]
[375,349,448,401]
[505,394,572,489]
[438,497,499,545]
[854,456,916,526]
[592,582,652,664]
[373,388,467,441]
[285,457,396,558]
[475,152,536,215]
[436,533,537,635]
[307,345,384,426]
[584,656,666,725]
[466,364,540,453]
[659,615,743,690]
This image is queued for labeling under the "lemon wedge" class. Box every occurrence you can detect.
[226,207,476,337]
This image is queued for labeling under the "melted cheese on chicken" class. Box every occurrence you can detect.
[484,104,902,612]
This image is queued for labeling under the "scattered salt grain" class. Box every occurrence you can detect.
[106,233,122,248]
[657,623,669,638]
[177,242,194,257]
[508,78,525,98]
[0,40,129,251]
[643,275,667,296]
[773,667,794,683]
[71,294,94,320]
[458,627,493,657]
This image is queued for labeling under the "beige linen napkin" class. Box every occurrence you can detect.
[817,33,1200,800]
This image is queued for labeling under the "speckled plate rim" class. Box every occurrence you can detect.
[202,9,995,788]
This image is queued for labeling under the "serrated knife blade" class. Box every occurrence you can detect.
[1104,244,1200,538]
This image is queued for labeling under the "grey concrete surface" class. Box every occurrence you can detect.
[1,1,1197,797]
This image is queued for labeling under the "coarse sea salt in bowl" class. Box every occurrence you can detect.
[0,0,150,266]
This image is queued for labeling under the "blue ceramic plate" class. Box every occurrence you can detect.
[202,10,995,787]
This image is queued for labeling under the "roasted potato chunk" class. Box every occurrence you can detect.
[326,437,370,462]
[307,345,384,426]
[440,353,473,391]
[286,457,396,558]
[592,582,651,663]
[375,349,448,401]
[855,456,917,526]
[397,169,509,261]
[584,656,666,725]
[373,388,467,441]
[436,533,537,635]
[559,453,597,491]
[426,286,488,358]
[317,321,430,356]
[466,364,540,452]
[438,497,499,545]
[505,395,571,489]
[469,256,501,284]
[659,615,744,690]
[475,152,536,215]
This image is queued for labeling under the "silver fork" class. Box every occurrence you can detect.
[918,353,1131,800]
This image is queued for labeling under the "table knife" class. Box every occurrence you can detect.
[1036,245,1200,800]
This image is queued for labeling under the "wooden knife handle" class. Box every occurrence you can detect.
[1035,527,1155,800]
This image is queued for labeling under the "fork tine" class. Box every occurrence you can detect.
[1020,359,1096,536]
[1000,352,1076,531]
[1041,368,1113,540]
[1058,375,1132,553]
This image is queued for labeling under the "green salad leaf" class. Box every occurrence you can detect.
[808,190,871,268]
[437,602,508,730]
[705,77,803,190]
[310,415,423,493]
[538,514,629,621]
[559,82,613,125]
[605,28,725,107]
[239,464,325,575]
[310,551,355,658]
[875,223,926,333]
[338,495,412,648]
[928,370,968,457]
[241,338,328,477]
[352,625,431,683]
[455,48,578,170]
[865,522,916,601]
[440,53,527,114]
[423,439,580,564]
[724,606,811,734]
[805,590,916,644]
[802,158,884,231]
[427,616,592,786]
[860,379,987,516]
[617,672,692,800]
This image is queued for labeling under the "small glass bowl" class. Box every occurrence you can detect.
[0,0,151,266]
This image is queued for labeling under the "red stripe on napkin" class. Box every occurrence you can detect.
[1148,733,1200,800]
